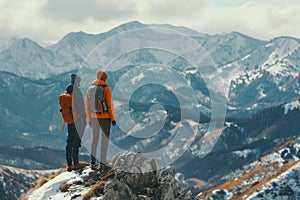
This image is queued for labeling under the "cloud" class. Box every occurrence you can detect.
[0,0,299,43]
[0,0,50,39]
[142,0,210,19]
[42,0,137,22]
[213,0,254,7]
[196,2,300,40]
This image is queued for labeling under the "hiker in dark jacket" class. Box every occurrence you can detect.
[65,74,86,169]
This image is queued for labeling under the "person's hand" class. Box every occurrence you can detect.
[112,120,117,126]
[88,122,92,128]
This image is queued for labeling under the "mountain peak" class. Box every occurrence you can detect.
[148,23,207,36]
[224,31,266,43]
[0,36,21,52]
[16,37,42,48]
[118,20,145,28]
[105,20,146,35]
[54,31,92,45]
[25,151,195,200]
[272,35,300,42]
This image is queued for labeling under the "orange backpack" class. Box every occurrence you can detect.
[58,93,74,124]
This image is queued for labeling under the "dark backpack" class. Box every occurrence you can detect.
[88,85,108,113]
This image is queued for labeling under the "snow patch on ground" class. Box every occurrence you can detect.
[247,162,300,200]
[283,100,300,114]
[28,169,90,200]
[233,149,254,159]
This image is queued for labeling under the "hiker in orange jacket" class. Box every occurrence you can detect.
[85,70,116,168]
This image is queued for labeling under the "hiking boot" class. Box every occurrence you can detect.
[90,162,96,169]
[73,162,87,170]
[67,165,73,172]
[100,162,112,171]
[90,155,96,165]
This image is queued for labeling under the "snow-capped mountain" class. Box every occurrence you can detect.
[171,99,300,198]
[226,36,300,112]
[1,21,300,114]
[2,21,300,200]
[0,38,60,79]
[1,83,300,200]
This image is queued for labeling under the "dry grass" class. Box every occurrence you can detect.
[188,178,207,189]
[49,173,59,180]
[197,160,300,199]
[199,127,226,143]
[258,124,278,139]
[169,122,182,135]
[82,181,106,200]
[238,160,300,199]
[60,182,72,192]
[197,162,277,199]
[22,176,49,200]
[101,170,114,180]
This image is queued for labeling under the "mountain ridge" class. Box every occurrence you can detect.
[1,21,300,199]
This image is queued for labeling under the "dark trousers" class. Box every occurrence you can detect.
[66,123,81,166]
[91,118,111,164]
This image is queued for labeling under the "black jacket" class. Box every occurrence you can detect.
[66,84,86,132]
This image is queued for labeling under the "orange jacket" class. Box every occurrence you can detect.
[85,79,116,123]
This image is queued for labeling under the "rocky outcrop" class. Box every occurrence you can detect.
[26,151,195,200]
[101,151,195,200]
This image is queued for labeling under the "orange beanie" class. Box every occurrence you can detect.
[96,70,108,81]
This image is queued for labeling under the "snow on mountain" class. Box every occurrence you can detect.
[0,21,147,79]
[0,38,60,79]
[224,36,300,112]
[197,31,266,68]
[197,137,300,200]
[48,31,101,69]
[1,21,300,115]
[284,99,300,114]
[245,138,300,199]
[0,164,59,199]
[0,36,20,53]
[0,21,265,81]
[170,98,300,198]
[149,23,209,37]
[2,21,300,200]
[222,36,300,92]
[246,161,300,199]
[27,170,85,200]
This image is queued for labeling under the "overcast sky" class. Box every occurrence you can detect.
[0,0,299,43]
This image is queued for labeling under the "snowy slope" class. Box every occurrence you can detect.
[28,170,89,200]
[247,161,300,199]
[0,164,59,199]
[196,137,300,200]
[0,36,20,53]
[0,38,59,79]
[226,36,300,111]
